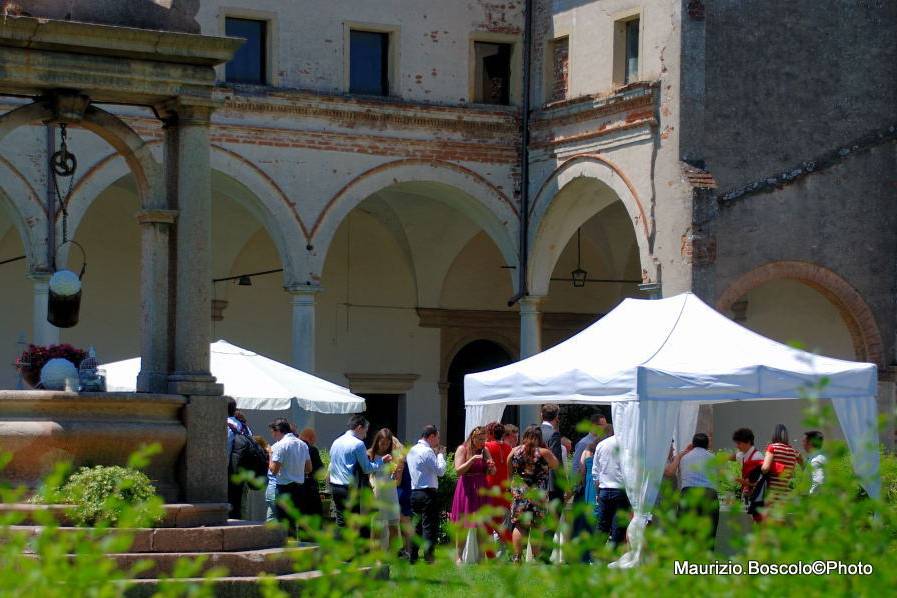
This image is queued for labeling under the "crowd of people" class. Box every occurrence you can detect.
[225,398,831,562]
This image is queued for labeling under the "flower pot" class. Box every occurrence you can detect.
[19,367,41,389]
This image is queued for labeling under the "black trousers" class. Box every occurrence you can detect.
[227,479,244,519]
[410,488,439,563]
[330,483,353,528]
[275,482,304,534]
[679,487,720,551]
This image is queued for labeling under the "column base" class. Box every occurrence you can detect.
[168,373,223,397]
[137,370,170,394]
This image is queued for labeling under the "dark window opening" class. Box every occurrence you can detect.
[350,30,390,96]
[360,393,401,447]
[624,18,639,84]
[446,340,514,450]
[225,17,266,85]
[474,42,512,105]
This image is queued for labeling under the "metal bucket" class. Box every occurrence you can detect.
[47,240,86,329]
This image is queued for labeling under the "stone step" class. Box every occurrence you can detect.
[122,570,326,598]
[0,503,230,527]
[6,521,287,553]
[21,545,316,578]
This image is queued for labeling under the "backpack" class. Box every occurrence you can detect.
[228,423,268,479]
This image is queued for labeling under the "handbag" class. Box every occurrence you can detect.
[746,473,769,515]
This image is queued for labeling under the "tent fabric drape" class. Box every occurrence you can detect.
[463,293,881,567]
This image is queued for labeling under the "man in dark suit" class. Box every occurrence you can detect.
[539,404,565,504]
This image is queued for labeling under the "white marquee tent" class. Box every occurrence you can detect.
[465,293,880,567]
[104,339,366,421]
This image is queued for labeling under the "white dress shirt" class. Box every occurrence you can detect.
[328,430,382,486]
[406,439,446,489]
[808,451,826,494]
[270,433,310,485]
[592,435,624,489]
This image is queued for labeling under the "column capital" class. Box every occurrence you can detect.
[155,96,219,127]
[286,284,324,297]
[518,295,545,314]
[136,208,178,226]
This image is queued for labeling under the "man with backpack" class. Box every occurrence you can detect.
[226,397,269,519]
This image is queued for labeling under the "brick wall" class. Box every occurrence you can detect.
[549,37,569,103]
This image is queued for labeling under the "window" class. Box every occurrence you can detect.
[225,17,266,85]
[474,42,512,105]
[613,15,640,86]
[350,30,390,96]
[548,36,569,102]
[624,18,640,84]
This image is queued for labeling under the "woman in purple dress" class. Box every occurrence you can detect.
[450,425,495,563]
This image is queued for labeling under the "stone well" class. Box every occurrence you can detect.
[0,391,186,501]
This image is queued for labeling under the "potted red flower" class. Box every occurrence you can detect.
[16,343,87,388]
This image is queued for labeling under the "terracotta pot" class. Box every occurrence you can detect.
[19,367,41,389]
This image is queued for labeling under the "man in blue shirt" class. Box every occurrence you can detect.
[328,415,391,527]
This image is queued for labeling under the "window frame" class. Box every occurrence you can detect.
[344,22,400,97]
[545,35,571,104]
[469,33,522,106]
[612,10,642,87]
[219,9,278,86]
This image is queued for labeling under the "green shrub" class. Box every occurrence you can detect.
[59,465,163,527]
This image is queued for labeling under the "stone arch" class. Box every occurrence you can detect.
[441,332,518,383]
[717,261,884,366]
[0,101,164,263]
[528,154,654,296]
[310,159,519,285]
[0,156,44,267]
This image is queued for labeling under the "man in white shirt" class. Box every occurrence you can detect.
[406,424,446,563]
[803,430,826,494]
[591,426,630,548]
[268,418,311,535]
[666,432,718,551]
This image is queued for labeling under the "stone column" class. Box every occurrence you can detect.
[165,101,222,398]
[287,284,321,374]
[438,381,450,439]
[288,284,321,430]
[135,209,177,393]
[28,271,60,346]
[519,295,544,427]
[161,100,224,505]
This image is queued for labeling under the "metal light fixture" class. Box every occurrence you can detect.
[237,275,252,286]
[571,228,587,288]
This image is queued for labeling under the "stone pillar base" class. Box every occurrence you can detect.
[179,394,227,503]
[168,374,223,397]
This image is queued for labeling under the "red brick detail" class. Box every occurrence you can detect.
[549,37,569,103]
[311,158,518,240]
[681,232,717,265]
[529,153,650,241]
[687,0,706,20]
[717,261,884,366]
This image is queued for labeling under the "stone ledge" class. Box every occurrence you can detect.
[0,503,230,528]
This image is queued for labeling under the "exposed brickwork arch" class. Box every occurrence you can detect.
[717,261,884,366]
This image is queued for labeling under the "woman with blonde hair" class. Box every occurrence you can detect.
[450,425,496,563]
[368,428,401,549]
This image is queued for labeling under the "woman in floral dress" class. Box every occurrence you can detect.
[507,425,559,562]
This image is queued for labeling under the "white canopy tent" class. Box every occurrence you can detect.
[104,339,366,422]
[465,293,880,567]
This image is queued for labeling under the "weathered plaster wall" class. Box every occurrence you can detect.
[702,0,897,365]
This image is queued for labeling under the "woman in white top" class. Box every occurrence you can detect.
[368,428,401,550]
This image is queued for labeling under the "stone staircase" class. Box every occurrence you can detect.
[1,504,328,597]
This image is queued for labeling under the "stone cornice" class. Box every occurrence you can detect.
[532,82,658,130]
[344,373,420,394]
[0,15,241,66]
[417,308,600,331]
[214,87,520,138]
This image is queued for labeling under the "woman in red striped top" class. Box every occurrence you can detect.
[760,424,804,519]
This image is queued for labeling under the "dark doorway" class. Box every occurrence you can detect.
[446,340,514,451]
[360,393,401,447]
